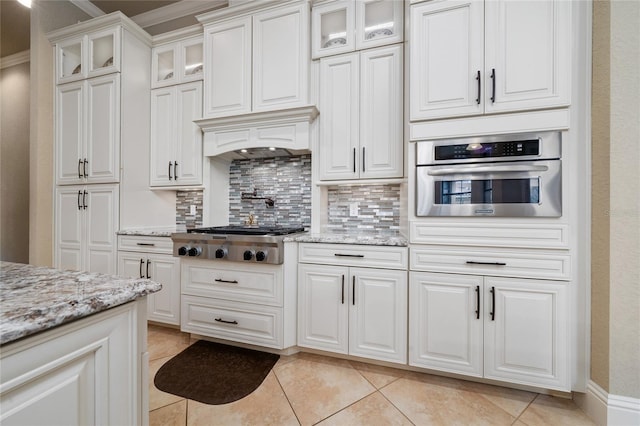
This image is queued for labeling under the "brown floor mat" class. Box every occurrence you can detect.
[154,340,280,405]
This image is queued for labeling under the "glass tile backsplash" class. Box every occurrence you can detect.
[326,184,401,234]
[176,190,203,228]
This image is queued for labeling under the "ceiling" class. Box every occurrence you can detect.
[1,0,225,59]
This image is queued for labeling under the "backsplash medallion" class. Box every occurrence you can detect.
[229,155,312,228]
[176,190,203,228]
[326,184,401,234]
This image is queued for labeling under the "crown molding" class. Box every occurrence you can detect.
[132,0,227,29]
[69,0,106,18]
[1,50,30,69]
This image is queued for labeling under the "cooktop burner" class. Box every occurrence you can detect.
[187,226,305,236]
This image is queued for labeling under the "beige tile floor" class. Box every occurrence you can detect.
[148,325,595,426]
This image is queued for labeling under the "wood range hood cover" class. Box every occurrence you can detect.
[195,105,319,159]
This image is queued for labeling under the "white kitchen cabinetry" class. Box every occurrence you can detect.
[311,0,403,59]
[56,74,120,185]
[297,243,408,364]
[55,26,120,84]
[118,236,181,325]
[410,0,571,121]
[151,35,203,88]
[410,271,569,390]
[55,184,119,275]
[319,44,403,180]
[150,81,203,187]
[200,1,310,118]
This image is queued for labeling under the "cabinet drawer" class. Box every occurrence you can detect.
[182,261,282,306]
[410,247,571,281]
[118,236,173,254]
[299,243,408,270]
[181,295,283,349]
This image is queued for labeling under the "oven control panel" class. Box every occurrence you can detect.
[434,140,540,160]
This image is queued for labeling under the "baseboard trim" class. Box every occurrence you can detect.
[579,380,640,425]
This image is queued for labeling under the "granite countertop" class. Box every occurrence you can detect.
[0,262,162,346]
[286,233,408,247]
[117,226,186,237]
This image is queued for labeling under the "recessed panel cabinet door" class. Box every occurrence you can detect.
[84,185,119,275]
[147,255,181,325]
[55,186,84,271]
[86,74,120,183]
[175,82,203,186]
[150,87,176,186]
[410,0,484,121]
[297,264,349,354]
[56,82,84,185]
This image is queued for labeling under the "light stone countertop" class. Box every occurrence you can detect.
[0,262,162,346]
[285,232,408,247]
[117,226,187,237]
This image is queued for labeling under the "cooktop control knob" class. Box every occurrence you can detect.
[178,246,188,256]
[188,247,202,257]
[243,250,254,261]
[215,248,227,259]
[255,251,267,262]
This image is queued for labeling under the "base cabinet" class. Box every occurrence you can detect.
[298,263,407,364]
[410,272,569,390]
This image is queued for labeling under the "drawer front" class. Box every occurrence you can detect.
[410,247,571,281]
[299,243,408,270]
[182,261,282,306]
[181,295,283,349]
[118,235,173,254]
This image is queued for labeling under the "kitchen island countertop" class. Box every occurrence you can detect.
[0,262,162,345]
[285,233,408,247]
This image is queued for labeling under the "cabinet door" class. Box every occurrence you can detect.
[312,0,355,59]
[484,277,569,390]
[180,37,204,83]
[355,0,404,51]
[56,36,85,83]
[84,185,119,274]
[55,186,85,271]
[253,3,309,111]
[409,272,483,376]
[118,253,145,279]
[86,74,120,183]
[319,53,359,180]
[350,268,407,364]
[151,44,177,88]
[297,264,349,354]
[360,45,403,179]
[150,87,176,186]
[56,81,84,185]
[175,82,203,186]
[203,17,252,118]
[147,255,181,325]
[484,0,570,113]
[87,27,120,78]
[410,0,484,120]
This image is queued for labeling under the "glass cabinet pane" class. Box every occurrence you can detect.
[61,41,83,79]
[363,0,396,40]
[320,8,348,49]
[91,33,115,71]
[157,50,175,83]
[183,42,203,78]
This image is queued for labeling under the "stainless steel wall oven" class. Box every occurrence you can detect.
[416,132,562,217]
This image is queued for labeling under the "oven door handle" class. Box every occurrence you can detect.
[426,164,549,176]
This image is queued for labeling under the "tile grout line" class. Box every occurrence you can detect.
[511,393,539,425]
[272,365,303,426]
[376,381,417,426]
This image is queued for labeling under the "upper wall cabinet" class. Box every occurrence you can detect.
[56,27,121,84]
[200,1,310,119]
[410,0,571,121]
[312,0,403,59]
[151,35,203,88]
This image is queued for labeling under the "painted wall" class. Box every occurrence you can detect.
[0,61,30,263]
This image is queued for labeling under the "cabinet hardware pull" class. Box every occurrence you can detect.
[490,68,496,103]
[139,259,144,278]
[214,278,239,284]
[341,275,345,304]
[476,70,481,104]
[475,285,480,319]
[83,190,88,209]
[353,148,356,173]
[83,159,88,178]
[362,147,366,172]
[215,318,238,325]
[466,261,506,266]
[136,243,156,246]
[146,259,151,279]
[352,276,356,306]
[78,159,83,178]
[334,253,364,258]
[174,161,178,180]
[77,190,82,210]
[168,162,173,180]
[490,286,495,321]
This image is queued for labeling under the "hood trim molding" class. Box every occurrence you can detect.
[196,105,319,157]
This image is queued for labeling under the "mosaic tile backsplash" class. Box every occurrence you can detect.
[326,184,401,234]
[176,190,203,228]
[229,155,312,228]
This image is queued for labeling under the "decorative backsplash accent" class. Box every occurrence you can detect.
[176,190,203,228]
[229,155,312,227]
[326,184,401,234]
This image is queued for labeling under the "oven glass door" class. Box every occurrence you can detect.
[416,160,561,217]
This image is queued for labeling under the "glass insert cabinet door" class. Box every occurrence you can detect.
[312,1,355,59]
[181,38,203,81]
[356,0,403,50]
